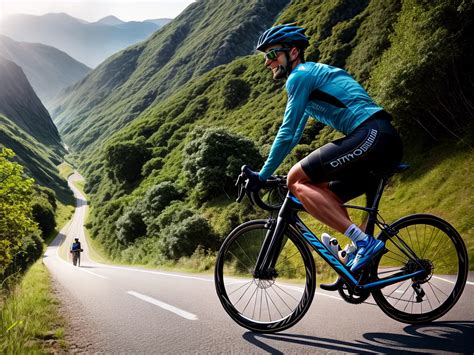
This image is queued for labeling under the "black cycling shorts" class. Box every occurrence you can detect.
[300,111,403,202]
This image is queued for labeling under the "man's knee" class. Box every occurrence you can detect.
[287,164,309,190]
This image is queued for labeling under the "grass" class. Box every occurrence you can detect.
[0,260,66,353]
[58,162,74,179]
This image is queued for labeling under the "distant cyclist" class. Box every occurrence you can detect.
[246,24,403,272]
[70,238,82,266]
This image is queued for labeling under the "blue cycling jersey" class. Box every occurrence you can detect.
[259,62,383,180]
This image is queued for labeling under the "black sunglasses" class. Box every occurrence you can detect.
[264,48,290,61]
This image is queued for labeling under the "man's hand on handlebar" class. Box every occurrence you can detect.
[243,166,264,193]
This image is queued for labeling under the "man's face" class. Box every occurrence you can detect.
[263,44,290,80]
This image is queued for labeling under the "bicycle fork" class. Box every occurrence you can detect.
[253,195,298,279]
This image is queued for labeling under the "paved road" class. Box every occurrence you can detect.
[43,172,474,353]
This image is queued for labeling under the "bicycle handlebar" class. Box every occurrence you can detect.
[236,165,287,211]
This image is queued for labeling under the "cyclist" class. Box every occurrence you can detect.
[247,24,403,272]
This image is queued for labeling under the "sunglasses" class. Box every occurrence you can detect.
[264,48,290,61]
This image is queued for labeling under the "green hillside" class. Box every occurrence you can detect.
[68,0,472,268]
[0,115,70,201]
[51,0,291,152]
[0,57,64,154]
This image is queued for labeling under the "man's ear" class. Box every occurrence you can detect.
[290,47,300,61]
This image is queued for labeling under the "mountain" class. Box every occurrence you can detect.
[0,56,68,197]
[96,15,125,26]
[0,56,63,150]
[144,18,173,27]
[50,0,291,152]
[0,13,170,67]
[0,35,91,106]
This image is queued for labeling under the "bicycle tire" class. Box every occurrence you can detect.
[215,219,316,333]
[371,214,468,324]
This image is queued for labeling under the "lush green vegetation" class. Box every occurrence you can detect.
[0,259,65,353]
[0,149,41,279]
[62,0,473,274]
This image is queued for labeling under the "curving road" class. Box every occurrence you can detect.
[43,172,474,353]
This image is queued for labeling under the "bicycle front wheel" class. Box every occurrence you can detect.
[371,214,468,324]
[215,220,316,333]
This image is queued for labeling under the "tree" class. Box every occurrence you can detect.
[31,195,56,237]
[0,148,39,275]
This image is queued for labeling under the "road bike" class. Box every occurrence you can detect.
[214,165,468,333]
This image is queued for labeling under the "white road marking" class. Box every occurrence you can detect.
[80,269,109,279]
[100,265,212,282]
[127,291,198,320]
[433,275,474,286]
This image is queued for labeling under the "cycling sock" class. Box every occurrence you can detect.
[344,224,368,244]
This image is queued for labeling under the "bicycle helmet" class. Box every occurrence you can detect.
[256,23,309,52]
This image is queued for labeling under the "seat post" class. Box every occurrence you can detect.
[365,177,387,236]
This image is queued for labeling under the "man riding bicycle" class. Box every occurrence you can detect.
[246,24,403,273]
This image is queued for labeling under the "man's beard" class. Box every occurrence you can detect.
[273,64,288,80]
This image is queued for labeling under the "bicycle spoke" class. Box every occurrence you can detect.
[228,279,253,296]
[264,288,272,321]
[252,288,258,319]
[235,283,258,311]
[265,288,284,319]
[269,284,294,312]
[403,290,416,311]
[241,284,259,314]
[273,283,301,303]
[386,279,410,300]
[421,225,438,259]
[234,241,257,269]
[275,249,301,268]
[383,252,408,266]
[428,280,449,299]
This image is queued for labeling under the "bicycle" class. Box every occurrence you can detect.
[70,249,83,267]
[214,165,468,333]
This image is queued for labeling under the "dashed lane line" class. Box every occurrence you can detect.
[127,291,198,320]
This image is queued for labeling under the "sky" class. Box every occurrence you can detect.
[0,0,195,23]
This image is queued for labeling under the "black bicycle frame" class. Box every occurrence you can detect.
[253,179,426,292]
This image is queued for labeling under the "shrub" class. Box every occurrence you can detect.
[183,128,263,202]
[142,181,182,219]
[115,209,147,245]
[105,139,151,183]
[141,157,163,176]
[158,213,217,260]
[222,78,251,109]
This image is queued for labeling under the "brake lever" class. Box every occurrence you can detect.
[235,174,246,202]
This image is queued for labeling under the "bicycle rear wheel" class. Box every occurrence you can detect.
[371,214,468,323]
[215,220,316,333]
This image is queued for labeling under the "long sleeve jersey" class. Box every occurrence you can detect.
[258,62,383,180]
